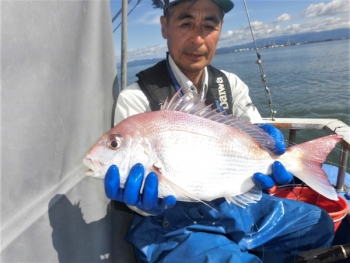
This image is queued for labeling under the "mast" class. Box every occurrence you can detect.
[121,0,128,89]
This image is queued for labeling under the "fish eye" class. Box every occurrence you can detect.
[108,134,122,150]
[110,140,118,148]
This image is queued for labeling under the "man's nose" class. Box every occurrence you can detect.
[189,26,205,46]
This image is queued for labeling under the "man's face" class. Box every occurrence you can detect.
[161,0,223,77]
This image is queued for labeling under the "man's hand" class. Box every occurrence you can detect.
[257,123,286,155]
[252,124,293,191]
[105,163,176,215]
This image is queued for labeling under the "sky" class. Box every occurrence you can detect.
[109,0,350,62]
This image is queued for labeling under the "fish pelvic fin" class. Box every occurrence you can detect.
[280,134,342,201]
[156,172,218,212]
[225,186,262,208]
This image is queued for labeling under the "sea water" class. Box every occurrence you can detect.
[212,39,350,125]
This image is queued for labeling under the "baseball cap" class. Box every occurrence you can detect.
[161,0,234,14]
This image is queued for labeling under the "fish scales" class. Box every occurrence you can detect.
[84,90,342,205]
[128,110,271,200]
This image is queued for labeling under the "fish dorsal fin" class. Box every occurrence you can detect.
[161,88,277,154]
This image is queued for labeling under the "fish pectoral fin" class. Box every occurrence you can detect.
[157,174,217,212]
[225,197,246,208]
[152,161,163,175]
[152,166,161,175]
[225,186,262,208]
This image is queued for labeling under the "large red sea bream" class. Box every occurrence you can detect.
[84,90,341,206]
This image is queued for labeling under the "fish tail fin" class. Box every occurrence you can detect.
[280,134,342,200]
[157,173,218,212]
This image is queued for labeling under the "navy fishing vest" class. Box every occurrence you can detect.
[136,60,233,114]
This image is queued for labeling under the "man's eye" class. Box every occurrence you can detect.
[203,24,215,31]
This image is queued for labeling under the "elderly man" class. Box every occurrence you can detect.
[105,0,334,262]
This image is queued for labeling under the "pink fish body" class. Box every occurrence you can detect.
[84,91,341,205]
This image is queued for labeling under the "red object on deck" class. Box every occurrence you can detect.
[273,186,349,231]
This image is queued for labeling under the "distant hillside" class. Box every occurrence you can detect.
[126,58,163,67]
[216,28,349,54]
[119,28,349,66]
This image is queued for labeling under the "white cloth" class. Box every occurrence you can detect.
[114,55,263,125]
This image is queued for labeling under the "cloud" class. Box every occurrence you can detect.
[274,13,291,23]
[219,22,284,47]
[219,12,349,47]
[121,44,168,61]
[282,24,302,35]
[218,0,349,48]
[295,15,350,32]
[221,30,234,39]
[303,0,349,18]
[136,9,162,25]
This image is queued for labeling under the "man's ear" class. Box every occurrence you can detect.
[160,16,167,39]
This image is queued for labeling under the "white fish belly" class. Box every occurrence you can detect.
[152,129,272,201]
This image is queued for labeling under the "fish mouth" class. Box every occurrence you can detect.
[85,168,95,176]
[83,157,104,176]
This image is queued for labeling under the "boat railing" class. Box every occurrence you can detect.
[263,118,350,191]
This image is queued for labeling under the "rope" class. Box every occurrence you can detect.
[112,0,142,33]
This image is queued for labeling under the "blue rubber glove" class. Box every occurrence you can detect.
[252,124,293,191]
[257,123,286,155]
[104,163,176,215]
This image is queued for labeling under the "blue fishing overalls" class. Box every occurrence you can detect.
[125,194,334,263]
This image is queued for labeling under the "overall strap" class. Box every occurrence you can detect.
[136,61,232,114]
[136,60,176,111]
[206,65,233,115]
